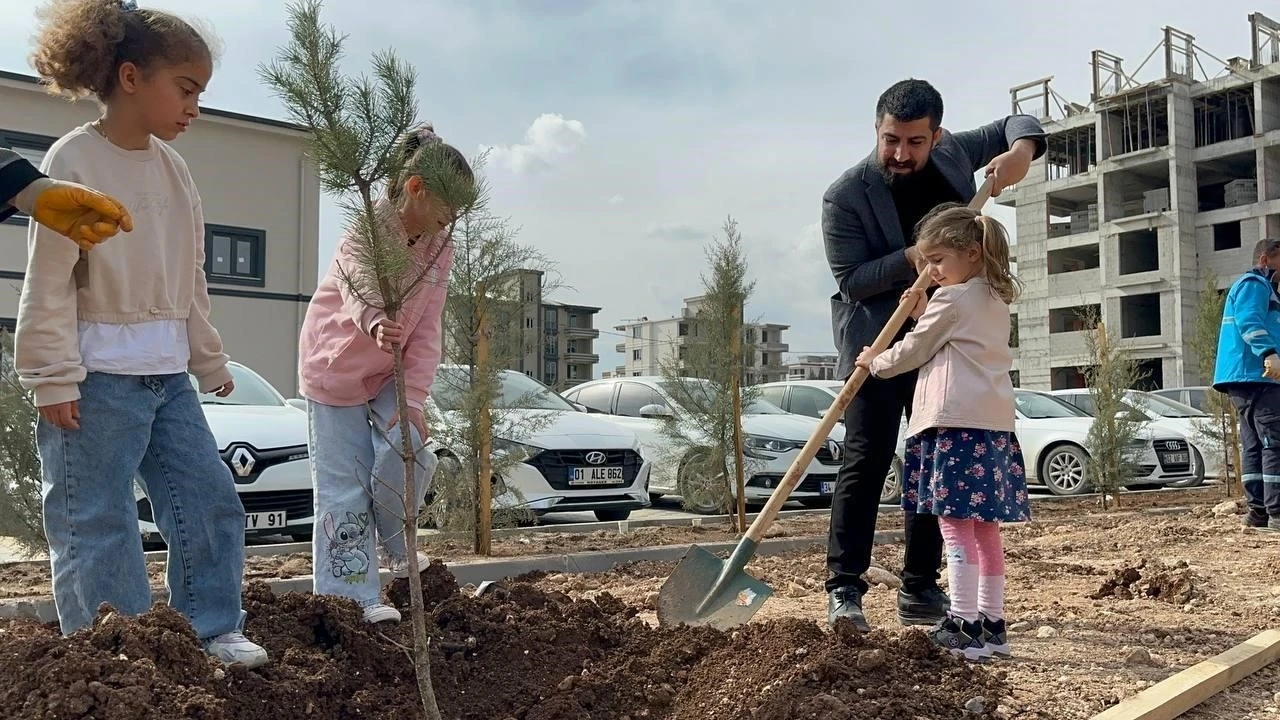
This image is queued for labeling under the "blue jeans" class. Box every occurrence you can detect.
[37,372,247,638]
[308,380,436,606]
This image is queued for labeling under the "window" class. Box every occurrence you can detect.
[788,386,833,419]
[757,385,786,409]
[573,383,614,413]
[525,317,534,329]
[632,326,641,339]
[616,382,667,417]
[1,130,56,226]
[632,349,642,361]
[761,330,769,343]
[543,362,557,386]
[204,224,266,286]
[678,322,688,337]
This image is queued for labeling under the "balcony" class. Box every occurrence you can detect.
[564,325,600,339]
[564,351,600,364]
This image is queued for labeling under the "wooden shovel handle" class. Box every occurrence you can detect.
[741,175,996,544]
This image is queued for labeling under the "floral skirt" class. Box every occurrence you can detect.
[902,427,1032,523]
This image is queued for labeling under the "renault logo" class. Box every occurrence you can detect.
[826,440,842,461]
[230,446,256,478]
[584,451,607,465]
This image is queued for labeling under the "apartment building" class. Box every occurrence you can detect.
[1000,13,1280,390]
[612,295,791,384]
[786,354,838,381]
[486,269,602,389]
[0,70,319,395]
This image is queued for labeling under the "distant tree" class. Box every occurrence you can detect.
[1081,309,1144,510]
[0,331,45,557]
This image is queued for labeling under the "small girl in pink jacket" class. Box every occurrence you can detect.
[298,125,472,624]
[856,203,1030,662]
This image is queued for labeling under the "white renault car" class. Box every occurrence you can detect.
[134,361,313,546]
[562,376,846,513]
[427,366,652,521]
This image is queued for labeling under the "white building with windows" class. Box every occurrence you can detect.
[0,70,319,395]
[785,354,838,381]
[612,296,791,384]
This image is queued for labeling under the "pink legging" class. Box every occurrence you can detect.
[938,516,1006,622]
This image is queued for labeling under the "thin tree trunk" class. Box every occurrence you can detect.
[475,292,493,557]
[392,340,443,720]
[730,306,746,533]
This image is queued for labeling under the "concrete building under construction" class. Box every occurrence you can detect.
[999,12,1280,390]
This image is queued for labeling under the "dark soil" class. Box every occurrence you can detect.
[0,562,1004,719]
[1089,558,1198,604]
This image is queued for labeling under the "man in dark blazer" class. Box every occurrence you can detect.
[822,78,1046,630]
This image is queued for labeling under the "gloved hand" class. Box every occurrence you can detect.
[16,178,133,250]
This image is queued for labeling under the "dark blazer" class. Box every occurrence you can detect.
[822,115,1047,379]
[0,148,44,223]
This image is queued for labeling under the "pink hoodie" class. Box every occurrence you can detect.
[298,207,452,409]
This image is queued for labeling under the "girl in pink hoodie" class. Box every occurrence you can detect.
[298,125,472,624]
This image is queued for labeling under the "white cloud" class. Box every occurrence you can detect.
[482,113,586,174]
[607,194,624,205]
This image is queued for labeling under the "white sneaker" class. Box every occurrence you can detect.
[383,550,431,579]
[203,632,269,669]
[362,603,402,624]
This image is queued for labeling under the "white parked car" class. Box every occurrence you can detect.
[135,361,313,546]
[756,380,1200,496]
[562,376,846,513]
[427,366,652,521]
[755,379,906,504]
[1047,389,1217,484]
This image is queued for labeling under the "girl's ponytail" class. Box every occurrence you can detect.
[976,214,1023,304]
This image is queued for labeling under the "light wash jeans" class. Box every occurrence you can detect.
[37,372,248,638]
[308,380,437,606]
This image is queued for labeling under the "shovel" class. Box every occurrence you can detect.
[656,176,997,629]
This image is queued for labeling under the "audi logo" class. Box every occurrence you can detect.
[584,451,607,465]
[1162,441,1182,451]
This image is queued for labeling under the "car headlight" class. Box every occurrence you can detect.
[492,437,542,463]
[743,434,803,459]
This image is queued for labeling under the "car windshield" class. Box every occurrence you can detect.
[1015,391,1089,419]
[1128,391,1205,418]
[190,364,283,407]
[658,379,788,415]
[432,367,574,411]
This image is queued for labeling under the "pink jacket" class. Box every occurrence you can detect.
[869,277,1015,437]
[298,207,452,409]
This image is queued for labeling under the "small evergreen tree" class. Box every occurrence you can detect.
[1082,311,1144,510]
[657,217,757,519]
[259,2,476,716]
[0,331,45,557]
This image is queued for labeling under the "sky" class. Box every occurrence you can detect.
[0,0,1273,374]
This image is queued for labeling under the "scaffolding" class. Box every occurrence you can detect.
[1193,86,1255,146]
[1252,12,1280,68]
[1100,85,1170,155]
[1046,125,1097,180]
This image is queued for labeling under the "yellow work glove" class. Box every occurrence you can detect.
[17,178,133,250]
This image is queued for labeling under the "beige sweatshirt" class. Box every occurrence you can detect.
[14,123,231,407]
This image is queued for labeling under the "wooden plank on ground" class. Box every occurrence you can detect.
[1090,628,1280,720]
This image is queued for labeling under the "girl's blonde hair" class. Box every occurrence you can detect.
[915,203,1023,304]
[30,0,215,102]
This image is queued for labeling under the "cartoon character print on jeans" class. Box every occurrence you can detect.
[324,511,371,583]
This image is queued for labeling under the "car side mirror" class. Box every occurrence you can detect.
[571,402,588,413]
[639,403,673,419]
[286,398,306,411]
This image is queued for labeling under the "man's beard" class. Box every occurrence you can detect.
[880,160,921,187]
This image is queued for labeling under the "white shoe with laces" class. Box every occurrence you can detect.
[363,603,402,624]
[203,631,269,669]
[382,550,431,579]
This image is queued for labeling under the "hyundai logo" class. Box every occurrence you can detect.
[584,451,607,465]
[229,446,256,478]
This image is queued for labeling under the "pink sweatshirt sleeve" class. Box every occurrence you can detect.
[869,285,959,379]
[403,246,453,409]
[329,233,389,336]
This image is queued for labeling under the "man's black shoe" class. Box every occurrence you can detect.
[828,587,870,631]
[898,586,950,626]
[1244,511,1268,528]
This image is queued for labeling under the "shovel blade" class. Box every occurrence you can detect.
[656,544,774,630]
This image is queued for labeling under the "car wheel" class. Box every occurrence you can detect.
[1165,445,1207,488]
[1039,443,1091,496]
[648,493,664,503]
[881,455,904,505]
[594,509,632,521]
[677,450,728,515]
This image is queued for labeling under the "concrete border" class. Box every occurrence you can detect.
[0,531,884,624]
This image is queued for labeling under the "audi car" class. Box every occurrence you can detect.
[134,361,313,546]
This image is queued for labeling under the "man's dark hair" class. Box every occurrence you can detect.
[1254,238,1280,260]
[875,79,944,130]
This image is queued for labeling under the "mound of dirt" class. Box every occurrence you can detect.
[0,562,1006,719]
[1089,559,1197,604]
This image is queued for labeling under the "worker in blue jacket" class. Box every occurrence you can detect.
[1213,237,1280,530]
